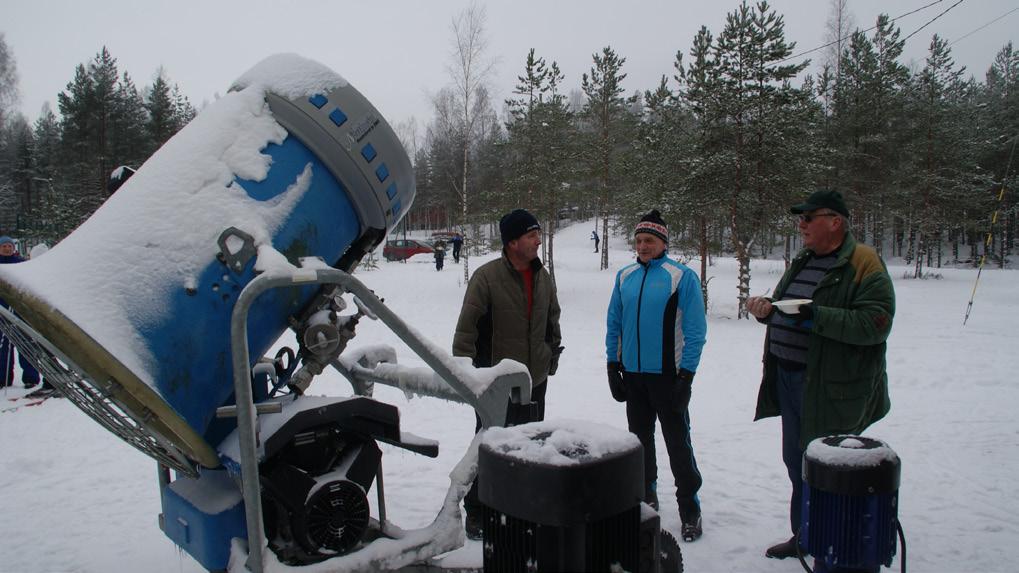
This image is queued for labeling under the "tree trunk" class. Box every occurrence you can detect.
[601,216,610,271]
[1000,228,1006,269]
[913,230,924,278]
[731,205,751,319]
[699,216,709,310]
[461,143,470,284]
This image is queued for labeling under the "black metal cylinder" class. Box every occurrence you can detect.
[478,421,645,572]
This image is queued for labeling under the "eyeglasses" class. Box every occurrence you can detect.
[797,212,839,224]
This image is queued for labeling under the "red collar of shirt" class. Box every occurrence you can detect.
[520,266,534,318]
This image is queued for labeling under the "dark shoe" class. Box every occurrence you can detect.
[23,381,38,389]
[765,537,798,559]
[465,511,483,540]
[680,513,702,542]
[25,387,56,399]
[644,482,659,511]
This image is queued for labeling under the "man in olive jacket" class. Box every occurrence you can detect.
[746,190,894,561]
[453,208,563,538]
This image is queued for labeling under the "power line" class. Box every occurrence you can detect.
[900,0,966,44]
[778,0,946,64]
[949,6,1019,47]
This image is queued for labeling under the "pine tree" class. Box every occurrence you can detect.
[714,0,808,318]
[146,69,176,150]
[25,105,60,240]
[504,51,579,281]
[57,63,94,206]
[902,35,984,276]
[171,83,197,131]
[681,26,729,304]
[978,43,1019,258]
[111,71,149,170]
[830,16,909,254]
[90,47,119,198]
[581,46,634,270]
[505,48,550,212]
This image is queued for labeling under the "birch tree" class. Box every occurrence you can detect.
[447,2,495,282]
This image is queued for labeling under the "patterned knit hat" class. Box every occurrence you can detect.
[634,210,668,243]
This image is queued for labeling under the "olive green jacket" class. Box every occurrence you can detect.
[453,253,563,385]
[754,233,894,448]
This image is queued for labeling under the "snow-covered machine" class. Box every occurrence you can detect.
[0,55,532,573]
[478,421,682,573]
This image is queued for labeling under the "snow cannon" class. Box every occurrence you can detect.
[0,53,414,475]
[478,421,683,573]
[799,435,903,573]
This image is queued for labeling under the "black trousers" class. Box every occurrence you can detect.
[464,381,548,514]
[624,372,702,512]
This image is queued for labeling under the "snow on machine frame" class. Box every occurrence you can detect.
[0,55,530,573]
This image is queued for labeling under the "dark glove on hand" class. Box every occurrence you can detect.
[674,368,694,408]
[607,362,627,402]
[794,304,814,326]
[549,346,565,376]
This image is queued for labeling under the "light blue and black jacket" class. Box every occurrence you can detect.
[606,254,707,376]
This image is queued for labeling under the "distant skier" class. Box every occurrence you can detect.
[451,232,463,263]
[591,230,600,253]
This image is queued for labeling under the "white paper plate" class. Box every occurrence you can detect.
[772,299,812,314]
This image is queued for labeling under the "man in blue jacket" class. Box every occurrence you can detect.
[605,210,708,542]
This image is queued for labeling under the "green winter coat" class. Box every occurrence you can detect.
[453,253,563,386]
[754,233,894,448]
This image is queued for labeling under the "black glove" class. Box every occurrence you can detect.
[607,362,627,402]
[674,368,694,408]
[549,346,565,376]
[794,304,814,326]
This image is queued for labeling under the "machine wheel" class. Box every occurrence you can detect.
[660,530,683,573]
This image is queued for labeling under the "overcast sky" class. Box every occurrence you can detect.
[5,0,1017,132]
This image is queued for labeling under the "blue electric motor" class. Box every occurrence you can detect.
[800,435,902,573]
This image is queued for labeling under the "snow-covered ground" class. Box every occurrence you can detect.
[1,219,1016,573]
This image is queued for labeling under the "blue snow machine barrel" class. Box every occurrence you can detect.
[800,435,901,573]
[0,54,414,476]
[478,421,683,573]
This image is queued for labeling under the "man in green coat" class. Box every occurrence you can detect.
[453,208,563,539]
[746,190,894,561]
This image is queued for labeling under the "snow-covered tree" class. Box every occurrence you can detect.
[581,46,634,270]
[714,0,808,318]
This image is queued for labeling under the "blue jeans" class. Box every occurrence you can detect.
[0,336,39,387]
[776,364,805,535]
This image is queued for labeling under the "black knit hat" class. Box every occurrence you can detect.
[499,209,541,244]
[634,209,668,243]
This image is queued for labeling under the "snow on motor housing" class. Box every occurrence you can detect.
[0,54,417,567]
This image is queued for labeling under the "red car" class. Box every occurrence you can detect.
[383,238,433,261]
